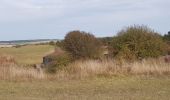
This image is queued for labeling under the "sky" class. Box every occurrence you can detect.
[0,0,169,41]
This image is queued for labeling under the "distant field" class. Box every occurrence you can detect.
[0,45,54,64]
[0,77,170,100]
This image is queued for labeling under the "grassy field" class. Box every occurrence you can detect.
[0,44,170,100]
[0,45,54,64]
[0,77,169,100]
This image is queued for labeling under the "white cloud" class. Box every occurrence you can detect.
[1,0,165,22]
[0,0,169,40]
[0,0,169,23]
[0,0,65,22]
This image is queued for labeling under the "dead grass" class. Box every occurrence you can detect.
[0,56,169,99]
[0,55,170,81]
[0,65,45,81]
[59,59,170,79]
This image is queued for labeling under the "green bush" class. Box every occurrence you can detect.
[109,25,166,60]
[63,31,102,59]
[45,52,72,73]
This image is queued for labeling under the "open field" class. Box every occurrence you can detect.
[0,77,170,100]
[0,44,170,100]
[0,45,54,64]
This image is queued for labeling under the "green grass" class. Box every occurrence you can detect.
[0,45,54,64]
[0,77,170,100]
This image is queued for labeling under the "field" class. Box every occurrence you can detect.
[0,77,170,100]
[0,45,54,64]
[0,45,170,100]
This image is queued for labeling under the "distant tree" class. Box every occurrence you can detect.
[49,41,55,45]
[163,31,170,41]
[56,40,64,48]
[64,31,102,59]
[163,31,170,54]
[98,37,112,46]
[109,25,167,60]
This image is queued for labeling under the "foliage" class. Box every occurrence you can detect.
[56,40,64,49]
[109,25,166,60]
[63,31,102,59]
[49,41,55,45]
[45,52,72,73]
[98,37,112,46]
[163,31,170,54]
[163,31,170,41]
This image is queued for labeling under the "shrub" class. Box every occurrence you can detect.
[63,31,102,59]
[109,25,167,60]
[45,52,72,73]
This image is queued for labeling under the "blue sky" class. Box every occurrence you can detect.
[0,0,169,41]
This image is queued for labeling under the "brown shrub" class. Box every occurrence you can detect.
[63,31,102,59]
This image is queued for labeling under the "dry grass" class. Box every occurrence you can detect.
[0,55,45,81]
[0,55,170,81]
[0,57,169,99]
[49,58,170,80]
[0,65,45,81]
[59,59,170,79]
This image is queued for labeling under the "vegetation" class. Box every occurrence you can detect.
[163,31,170,41]
[0,25,170,100]
[56,40,64,48]
[64,31,102,59]
[45,49,72,73]
[0,57,170,81]
[163,31,170,54]
[0,77,170,100]
[109,25,166,60]
[98,37,112,46]
[49,41,55,45]
[0,45,54,64]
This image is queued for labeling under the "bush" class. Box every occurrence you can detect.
[63,31,102,59]
[45,52,72,73]
[109,25,167,60]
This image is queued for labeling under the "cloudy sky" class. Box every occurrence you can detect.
[0,0,169,41]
